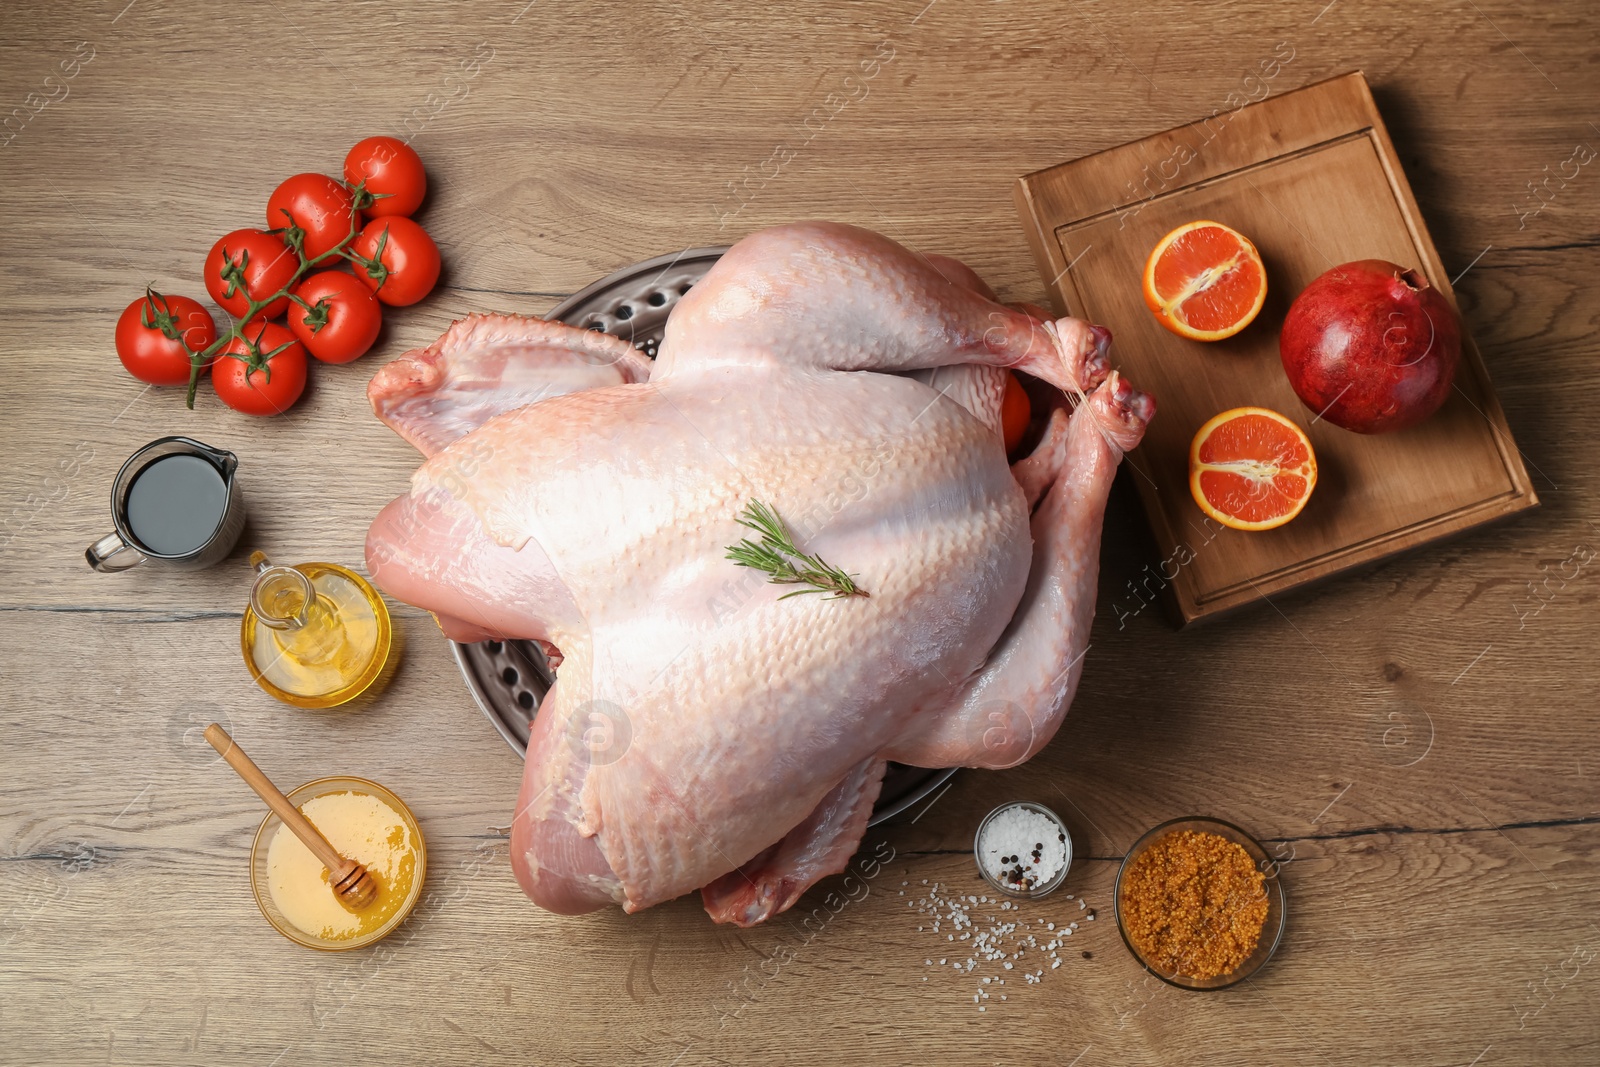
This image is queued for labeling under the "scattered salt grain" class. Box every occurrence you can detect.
[907,870,1096,1012]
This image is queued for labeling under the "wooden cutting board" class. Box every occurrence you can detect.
[1014,71,1538,625]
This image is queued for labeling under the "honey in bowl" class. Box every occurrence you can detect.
[249,777,426,950]
[267,790,419,941]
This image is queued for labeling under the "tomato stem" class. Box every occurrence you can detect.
[140,285,186,342]
[183,191,371,409]
[346,178,385,213]
[300,297,332,334]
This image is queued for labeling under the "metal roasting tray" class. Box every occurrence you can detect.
[449,246,958,827]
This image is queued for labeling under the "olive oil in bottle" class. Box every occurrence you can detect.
[241,552,395,709]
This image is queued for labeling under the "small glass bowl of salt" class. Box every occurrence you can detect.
[974,801,1072,898]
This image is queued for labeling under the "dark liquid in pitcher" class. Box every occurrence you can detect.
[125,454,227,556]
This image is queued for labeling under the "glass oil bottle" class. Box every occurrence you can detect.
[241,552,395,709]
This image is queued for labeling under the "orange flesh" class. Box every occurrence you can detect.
[1001,372,1031,453]
[1197,468,1309,525]
[1148,225,1265,334]
[1191,411,1315,527]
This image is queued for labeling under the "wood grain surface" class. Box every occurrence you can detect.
[1,2,1596,1065]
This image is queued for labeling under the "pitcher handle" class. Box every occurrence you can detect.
[86,530,145,572]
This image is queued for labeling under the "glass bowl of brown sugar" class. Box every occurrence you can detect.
[1113,815,1286,990]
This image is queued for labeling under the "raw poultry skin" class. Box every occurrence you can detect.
[365,222,1152,926]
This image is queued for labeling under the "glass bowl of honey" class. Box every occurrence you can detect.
[249,776,426,951]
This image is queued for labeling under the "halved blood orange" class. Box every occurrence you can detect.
[1189,407,1317,531]
[1143,220,1268,341]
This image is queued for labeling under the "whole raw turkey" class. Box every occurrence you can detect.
[365,222,1153,925]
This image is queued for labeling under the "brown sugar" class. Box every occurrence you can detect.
[1119,829,1270,979]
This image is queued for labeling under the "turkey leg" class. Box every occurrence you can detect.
[882,373,1153,769]
[656,221,1111,395]
[699,758,887,927]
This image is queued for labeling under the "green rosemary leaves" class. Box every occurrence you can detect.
[725,500,868,601]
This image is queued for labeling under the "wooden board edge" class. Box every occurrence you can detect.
[1175,488,1540,624]
[1014,71,1374,218]
[1012,177,1068,313]
[1351,74,1541,510]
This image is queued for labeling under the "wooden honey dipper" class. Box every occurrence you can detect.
[204,723,378,911]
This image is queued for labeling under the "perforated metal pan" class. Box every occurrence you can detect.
[450,247,957,826]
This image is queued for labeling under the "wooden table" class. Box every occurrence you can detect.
[3,2,1595,1063]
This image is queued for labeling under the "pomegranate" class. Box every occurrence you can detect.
[1279,260,1461,434]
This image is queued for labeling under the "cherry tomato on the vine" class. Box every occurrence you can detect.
[204,229,298,321]
[351,216,440,307]
[267,173,359,261]
[114,292,217,386]
[212,321,308,416]
[287,270,383,364]
[344,136,427,218]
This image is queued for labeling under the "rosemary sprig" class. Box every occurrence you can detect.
[725,500,869,601]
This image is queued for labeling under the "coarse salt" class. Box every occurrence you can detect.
[976,805,1069,894]
[908,867,1095,1012]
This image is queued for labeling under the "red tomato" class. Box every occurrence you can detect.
[344,136,427,217]
[267,173,359,261]
[287,270,383,363]
[212,322,308,416]
[114,291,218,386]
[1001,371,1031,454]
[204,229,299,321]
[350,216,440,307]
